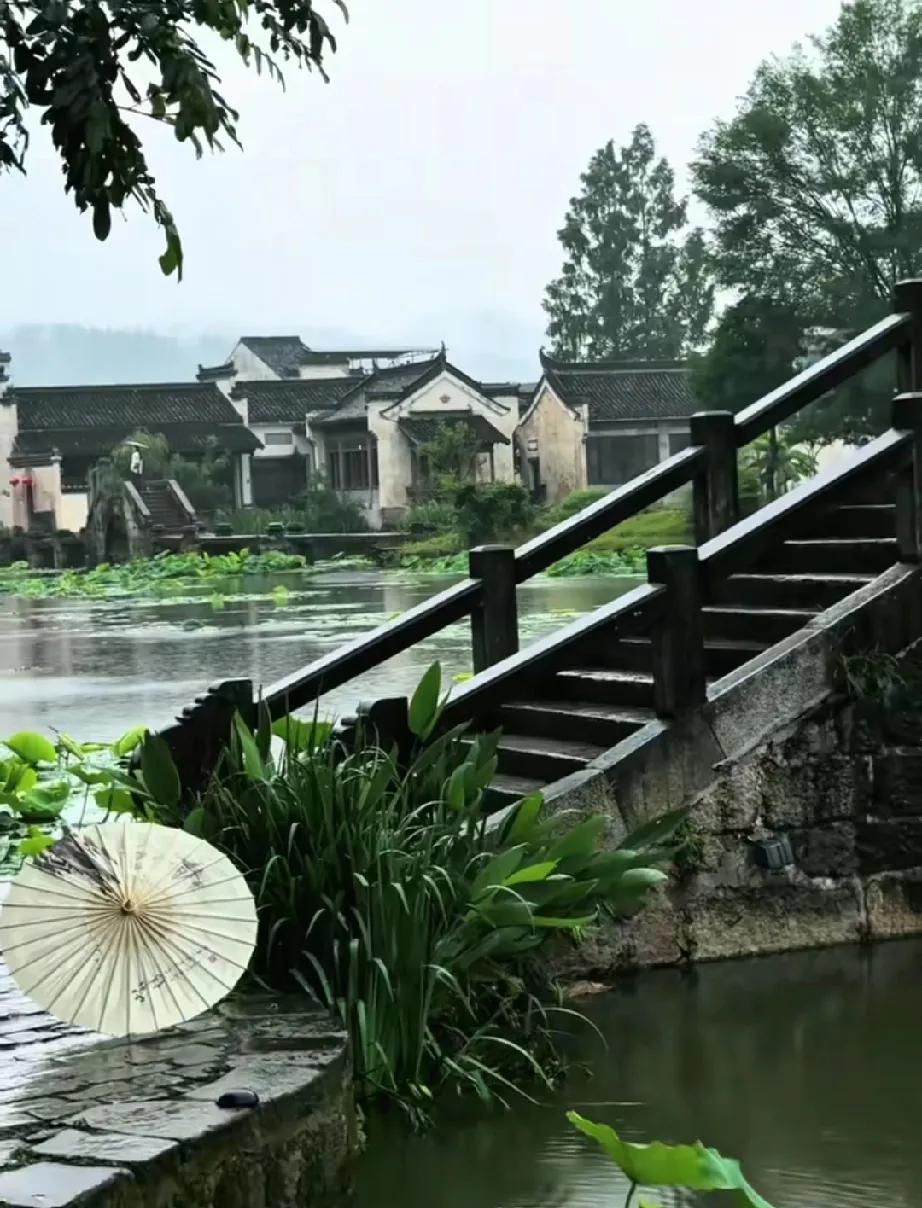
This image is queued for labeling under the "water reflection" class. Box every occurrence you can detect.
[353,941,922,1207]
[0,570,636,740]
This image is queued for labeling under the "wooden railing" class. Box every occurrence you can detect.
[250,281,922,730]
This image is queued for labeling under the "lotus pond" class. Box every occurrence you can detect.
[5,559,922,1208]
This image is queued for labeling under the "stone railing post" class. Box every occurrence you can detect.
[159,679,255,798]
[647,545,706,718]
[690,410,739,543]
[469,545,519,673]
[892,392,922,561]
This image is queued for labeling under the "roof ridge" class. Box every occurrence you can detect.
[14,381,216,393]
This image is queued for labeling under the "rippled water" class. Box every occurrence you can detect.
[0,569,636,739]
[354,940,922,1207]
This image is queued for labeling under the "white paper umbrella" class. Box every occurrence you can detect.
[0,822,258,1037]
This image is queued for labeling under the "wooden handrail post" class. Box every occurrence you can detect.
[894,279,922,391]
[647,545,706,718]
[892,391,922,561]
[355,696,411,758]
[690,410,739,543]
[469,545,519,673]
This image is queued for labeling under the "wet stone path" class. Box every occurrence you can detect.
[0,957,352,1207]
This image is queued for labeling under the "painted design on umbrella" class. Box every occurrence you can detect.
[0,823,257,1037]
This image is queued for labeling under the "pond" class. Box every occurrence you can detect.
[0,567,639,740]
[352,938,922,1207]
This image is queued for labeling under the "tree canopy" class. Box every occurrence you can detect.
[0,0,346,276]
[691,0,922,438]
[543,124,714,361]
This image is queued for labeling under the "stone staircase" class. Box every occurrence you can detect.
[137,479,197,535]
[480,498,899,809]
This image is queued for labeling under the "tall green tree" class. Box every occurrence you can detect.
[693,0,922,438]
[690,295,805,413]
[0,0,345,276]
[544,124,714,360]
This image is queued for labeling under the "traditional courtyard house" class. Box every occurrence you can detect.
[0,376,260,533]
[308,351,521,529]
[199,338,438,510]
[517,352,699,504]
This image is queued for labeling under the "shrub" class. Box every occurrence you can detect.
[454,482,535,546]
[113,665,683,1122]
[540,488,609,527]
[400,498,460,538]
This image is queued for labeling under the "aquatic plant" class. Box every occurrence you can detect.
[0,549,308,600]
[88,664,683,1123]
[567,1112,776,1207]
[545,548,647,577]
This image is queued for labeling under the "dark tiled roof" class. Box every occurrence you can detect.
[315,357,440,426]
[541,353,696,422]
[399,413,509,447]
[12,423,259,462]
[233,377,362,424]
[239,336,312,377]
[10,382,259,460]
[0,351,10,364]
[197,361,236,382]
[12,382,242,429]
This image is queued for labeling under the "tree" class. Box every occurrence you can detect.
[693,0,922,439]
[419,421,484,486]
[690,295,805,412]
[544,124,714,360]
[0,0,345,276]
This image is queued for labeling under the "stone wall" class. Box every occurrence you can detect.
[549,563,922,980]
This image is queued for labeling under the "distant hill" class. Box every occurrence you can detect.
[0,326,234,386]
[0,316,540,387]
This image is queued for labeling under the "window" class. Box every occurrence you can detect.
[328,437,379,491]
[587,434,659,486]
[264,430,294,446]
[669,431,691,456]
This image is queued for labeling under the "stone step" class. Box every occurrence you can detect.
[484,772,547,811]
[764,538,899,575]
[712,573,874,611]
[702,605,817,644]
[489,733,608,781]
[553,668,655,709]
[599,636,767,679]
[497,700,655,748]
[804,503,896,539]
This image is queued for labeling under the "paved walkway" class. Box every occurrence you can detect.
[0,951,350,1207]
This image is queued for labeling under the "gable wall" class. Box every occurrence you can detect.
[516,381,587,504]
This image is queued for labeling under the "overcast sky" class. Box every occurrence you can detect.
[0,0,844,378]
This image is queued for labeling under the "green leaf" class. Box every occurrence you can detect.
[548,815,605,861]
[503,860,558,886]
[18,829,55,858]
[256,700,272,760]
[446,764,468,811]
[184,807,205,836]
[16,786,69,820]
[112,726,148,757]
[620,806,689,853]
[92,198,111,241]
[408,662,442,738]
[566,1113,776,1206]
[4,732,56,765]
[271,715,332,750]
[505,792,544,842]
[234,714,266,781]
[471,845,525,898]
[139,735,181,808]
[94,786,135,814]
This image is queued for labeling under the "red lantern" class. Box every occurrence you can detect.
[8,477,20,487]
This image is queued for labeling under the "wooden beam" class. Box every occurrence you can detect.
[691,411,738,541]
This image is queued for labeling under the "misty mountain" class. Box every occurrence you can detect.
[0,326,235,387]
[0,316,541,388]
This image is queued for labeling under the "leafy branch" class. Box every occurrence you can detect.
[0,0,347,276]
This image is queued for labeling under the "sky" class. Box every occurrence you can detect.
[0,0,845,381]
